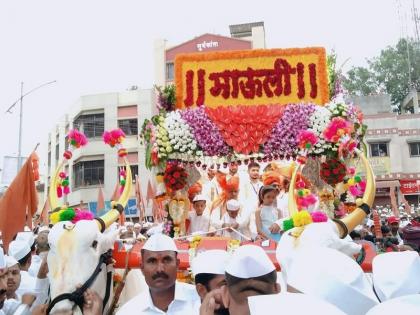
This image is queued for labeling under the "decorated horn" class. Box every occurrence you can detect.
[288,162,300,217]
[335,148,376,238]
[96,158,132,232]
[49,160,65,212]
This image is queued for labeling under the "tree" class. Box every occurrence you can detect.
[343,38,420,112]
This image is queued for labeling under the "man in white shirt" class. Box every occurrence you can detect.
[117,233,199,315]
[202,167,220,204]
[239,162,262,236]
[188,195,210,234]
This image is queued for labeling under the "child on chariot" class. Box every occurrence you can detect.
[256,185,282,242]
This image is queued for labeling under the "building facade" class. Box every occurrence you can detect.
[154,22,266,86]
[350,94,420,207]
[46,89,156,217]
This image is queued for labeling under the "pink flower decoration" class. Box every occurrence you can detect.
[72,209,94,223]
[103,129,126,147]
[298,130,318,149]
[323,117,354,143]
[68,129,88,148]
[311,211,328,223]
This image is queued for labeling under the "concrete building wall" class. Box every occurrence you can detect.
[47,89,155,217]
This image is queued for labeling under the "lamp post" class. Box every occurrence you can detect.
[6,80,57,172]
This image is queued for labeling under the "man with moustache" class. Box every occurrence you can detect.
[117,233,199,315]
[4,256,20,301]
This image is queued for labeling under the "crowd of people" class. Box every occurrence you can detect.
[0,161,419,314]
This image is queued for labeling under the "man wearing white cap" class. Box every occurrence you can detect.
[201,245,279,315]
[117,233,199,315]
[215,200,251,241]
[0,248,7,314]
[7,240,36,297]
[248,293,346,315]
[372,251,420,302]
[192,250,228,303]
[121,222,136,239]
[280,247,379,315]
[4,256,20,301]
[134,223,142,236]
[188,194,210,234]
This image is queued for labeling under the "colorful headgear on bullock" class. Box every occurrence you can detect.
[49,129,132,232]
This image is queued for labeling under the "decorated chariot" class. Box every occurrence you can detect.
[46,47,378,314]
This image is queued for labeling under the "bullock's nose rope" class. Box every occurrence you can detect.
[46,250,113,314]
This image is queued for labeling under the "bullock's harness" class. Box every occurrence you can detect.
[46,250,113,314]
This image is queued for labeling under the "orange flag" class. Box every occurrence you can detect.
[135,175,145,221]
[111,181,120,202]
[146,180,155,202]
[0,152,39,251]
[97,184,105,211]
[40,197,50,226]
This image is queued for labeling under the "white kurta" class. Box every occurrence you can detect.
[116,281,199,315]
[202,178,220,204]
[188,212,210,234]
[239,179,262,236]
[16,271,36,297]
[211,206,251,241]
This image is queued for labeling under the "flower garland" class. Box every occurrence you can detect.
[320,158,347,185]
[263,104,316,157]
[103,128,127,157]
[181,106,230,156]
[163,162,188,191]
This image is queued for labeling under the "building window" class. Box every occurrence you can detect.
[65,135,69,151]
[409,142,420,157]
[73,160,104,188]
[118,118,138,136]
[370,142,389,157]
[166,62,174,80]
[47,151,51,168]
[73,113,104,138]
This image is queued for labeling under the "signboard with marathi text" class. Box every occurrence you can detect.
[352,157,391,177]
[175,47,329,109]
[400,180,420,195]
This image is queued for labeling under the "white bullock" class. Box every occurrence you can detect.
[47,219,118,314]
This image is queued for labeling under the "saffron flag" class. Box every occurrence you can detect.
[135,175,145,221]
[0,153,39,251]
[97,183,105,211]
[40,197,50,226]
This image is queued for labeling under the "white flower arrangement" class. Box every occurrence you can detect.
[307,106,335,155]
[164,111,199,157]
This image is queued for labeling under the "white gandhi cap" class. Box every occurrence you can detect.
[226,199,240,211]
[248,293,346,315]
[284,247,378,315]
[8,240,31,261]
[5,255,19,268]
[193,194,207,203]
[372,251,420,301]
[225,245,275,278]
[366,295,420,315]
[142,233,178,252]
[192,250,228,276]
[16,231,35,248]
[0,247,5,269]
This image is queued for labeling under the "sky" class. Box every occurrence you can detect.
[0,0,416,179]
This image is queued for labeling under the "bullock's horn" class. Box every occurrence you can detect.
[49,160,65,212]
[334,148,376,238]
[96,157,132,232]
[288,162,300,217]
